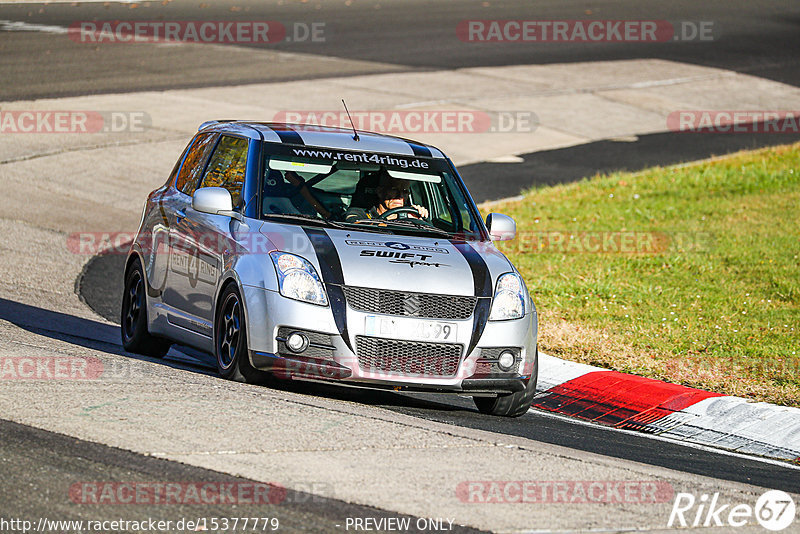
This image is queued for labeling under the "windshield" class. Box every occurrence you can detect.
[259,143,485,239]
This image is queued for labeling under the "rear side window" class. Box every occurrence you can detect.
[175,133,218,195]
[165,140,193,187]
[198,135,248,209]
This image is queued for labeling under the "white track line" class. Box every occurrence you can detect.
[530,408,800,472]
[0,19,68,34]
[0,1,139,4]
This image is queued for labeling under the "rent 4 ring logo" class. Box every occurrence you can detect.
[668,490,796,531]
[0,111,150,134]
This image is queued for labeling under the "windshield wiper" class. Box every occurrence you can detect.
[380,218,454,236]
[341,217,454,237]
[336,219,398,233]
[262,213,348,229]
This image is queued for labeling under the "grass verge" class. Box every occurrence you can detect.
[486,143,800,406]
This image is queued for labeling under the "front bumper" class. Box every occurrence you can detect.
[250,350,534,395]
[243,286,537,394]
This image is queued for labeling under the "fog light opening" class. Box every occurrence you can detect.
[286,332,309,353]
[498,351,516,371]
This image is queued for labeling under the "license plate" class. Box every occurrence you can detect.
[364,315,457,342]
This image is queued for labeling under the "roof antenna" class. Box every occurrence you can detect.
[342,99,360,141]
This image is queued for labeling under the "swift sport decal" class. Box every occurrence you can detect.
[358,250,448,268]
[389,258,447,268]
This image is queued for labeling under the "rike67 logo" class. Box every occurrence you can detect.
[668,490,796,531]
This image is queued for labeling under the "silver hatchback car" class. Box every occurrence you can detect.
[122,121,538,416]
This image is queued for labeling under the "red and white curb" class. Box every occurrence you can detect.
[532,353,800,462]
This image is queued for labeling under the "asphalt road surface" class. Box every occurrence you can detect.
[0,0,799,100]
[460,126,800,202]
[0,417,485,533]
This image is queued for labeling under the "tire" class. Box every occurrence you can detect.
[474,348,538,417]
[214,283,266,384]
[121,257,171,358]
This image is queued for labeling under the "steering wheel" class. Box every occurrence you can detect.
[378,206,422,220]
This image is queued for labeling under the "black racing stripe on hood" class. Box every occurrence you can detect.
[303,227,344,284]
[450,240,493,357]
[274,127,305,146]
[303,227,353,353]
[450,241,492,297]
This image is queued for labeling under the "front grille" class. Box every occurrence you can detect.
[343,286,477,320]
[355,336,463,377]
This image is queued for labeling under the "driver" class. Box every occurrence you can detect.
[344,170,429,222]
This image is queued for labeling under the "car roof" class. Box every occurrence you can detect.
[198,121,447,159]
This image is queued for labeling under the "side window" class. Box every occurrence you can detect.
[165,139,193,187]
[199,135,248,209]
[175,133,217,196]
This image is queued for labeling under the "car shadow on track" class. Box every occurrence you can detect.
[263,376,471,413]
[0,296,215,376]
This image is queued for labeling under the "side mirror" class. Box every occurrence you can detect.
[486,213,516,241]
[192,187,233,215]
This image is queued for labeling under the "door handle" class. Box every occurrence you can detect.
[175,209,186,223]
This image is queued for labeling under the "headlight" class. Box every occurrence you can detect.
[489,272,526,321]
[269,252,328,306]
